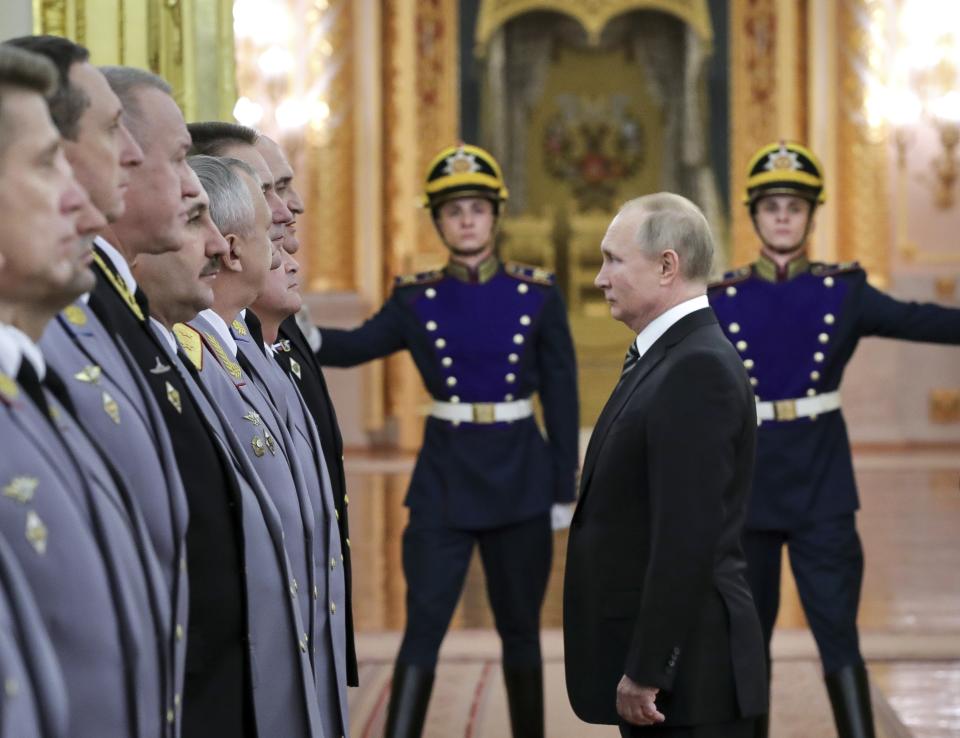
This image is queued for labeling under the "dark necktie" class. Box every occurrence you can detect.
[620,341,641,378]
[15,359,58,426]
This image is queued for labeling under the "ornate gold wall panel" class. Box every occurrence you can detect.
[32,0,235,123]
[729,0,809,268]
[382,0,459,450]
[833,0,889,285]
[475,0,713,51]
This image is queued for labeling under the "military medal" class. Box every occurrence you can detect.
[102,391,120,424]
[25,510,47,555]
[74,364,102,384]
[166,381,182,414]
[290,358,302,380]
[263,428,277,455]
[2,476,38,504]
[243,411,262,426]
[251,435,266,457]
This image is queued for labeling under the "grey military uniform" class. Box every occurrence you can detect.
[0,533,68,738]
[40,300,188,731]
[234,317,349,738]
[150,320,325,738]
[0,362,166,738]
[178,312,318,656]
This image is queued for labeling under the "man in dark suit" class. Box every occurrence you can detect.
[564,193,768,737]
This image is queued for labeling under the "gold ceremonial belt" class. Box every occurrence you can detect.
[430,398,534,424]
[756,390,841,423]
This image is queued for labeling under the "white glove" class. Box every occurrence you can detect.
[295,304,321,352]
[551,502,576,531]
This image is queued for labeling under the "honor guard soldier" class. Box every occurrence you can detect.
[315,143,579,737]
[708,141,960,738]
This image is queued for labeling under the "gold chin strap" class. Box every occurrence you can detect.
[92,251,145,322]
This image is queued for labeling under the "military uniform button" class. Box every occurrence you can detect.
[425,288,437,298]
[520,315,531,326]
[824,276,835,287]
[435,338,446,349]
[450,395,460,403]
[814,352,824,363]
[736,340,748,352]
[290,579,298,596]
[818,333,830,344]
[174,693,181,707]
[446,376,457,387]
[824,313,836,325]
[743,359,755,370]
[807,388,817,397]
[4,678,18,697]
[299,639,307,653]
[517,283,529,294]
[330,602,337,614]
[505,373,516,383]
[750,377,759,387]
[513,334,524,345]
[508,353,519,364]
[442,356,453,367]
[175,624,184,641]
[167,708,175,724]
[810,370,821,381]
[334,509,340,521]
[505,394,514,401]
[344,494,349,505]
[346,538,351,548]
[313,585,319,600]
[729,322,741,334]
[426,320,438,332]
[330,557,337,570]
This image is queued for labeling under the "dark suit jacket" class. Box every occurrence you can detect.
[563,308,767,728]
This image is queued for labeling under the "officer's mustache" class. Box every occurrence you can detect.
[199,258,221,278]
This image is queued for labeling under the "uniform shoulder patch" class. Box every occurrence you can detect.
[810,260,862,276]
[505,261,555,285]
[172,323,204,371]
[394,269,444,288]
[708,265,752,290]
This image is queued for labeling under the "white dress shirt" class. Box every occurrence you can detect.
[633,294,710,358]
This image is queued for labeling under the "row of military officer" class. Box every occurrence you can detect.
[0,38,355,737]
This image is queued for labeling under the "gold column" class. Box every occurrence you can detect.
[833,0,890,284]
[33,0,235,123]
[729,0,809,268]
[382,0,459,451]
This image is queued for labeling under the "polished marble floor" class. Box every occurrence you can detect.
[343,445,960,736]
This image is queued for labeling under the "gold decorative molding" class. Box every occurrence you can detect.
[475,0,713,52]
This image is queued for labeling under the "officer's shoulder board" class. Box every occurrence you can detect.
[708,264,752,291]
[394,269,444,288]
[810,260,861,277]
[505,261,555,286]
[172,322,204,371]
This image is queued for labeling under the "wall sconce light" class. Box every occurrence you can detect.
[930,93,960,208]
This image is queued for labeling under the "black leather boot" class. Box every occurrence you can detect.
[383,663,435,738]
[825,663,876,738]
[503,665,544,738]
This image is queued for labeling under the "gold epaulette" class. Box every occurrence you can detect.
[505,261,555,285]
[708,265,752,290]
[172,323,204,371]
[810,261,861,276]
[394,269,444,288]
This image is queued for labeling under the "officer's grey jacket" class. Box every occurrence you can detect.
[180,312,318,652]
[234,315,349,738]
[0,534,68,738]
[40,300,188,730]
[152,320,325,738]
[0,359,167,738]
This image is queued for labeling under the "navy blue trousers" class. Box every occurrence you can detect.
[396,511,552,669]
[743,514,864,675]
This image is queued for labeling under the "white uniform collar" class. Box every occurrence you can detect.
[1,324,46,380]
[200,309,238,358]
[634,294,709,358]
